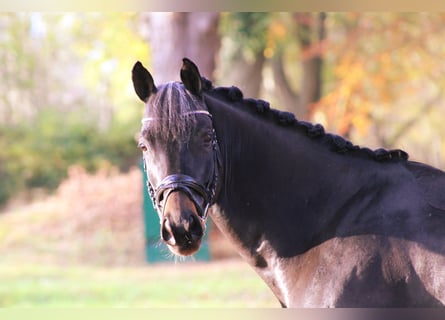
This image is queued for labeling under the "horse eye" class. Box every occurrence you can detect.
[203,133,212,144]
[158,191,165,203]
[138,142,148,152]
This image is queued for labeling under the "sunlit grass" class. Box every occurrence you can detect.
[0,168,276,308]
[0,261,277,307]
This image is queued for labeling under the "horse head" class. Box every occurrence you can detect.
[132,58,219,256]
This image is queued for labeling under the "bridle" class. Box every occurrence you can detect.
[141,110,220,223]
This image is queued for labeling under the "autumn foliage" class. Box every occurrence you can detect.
[313,13,445,169]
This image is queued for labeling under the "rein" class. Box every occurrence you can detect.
[141,110,219,223]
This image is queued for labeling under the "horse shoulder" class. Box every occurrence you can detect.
[407,241,445,305]
[275,236,382,307]
[279,236,442,307]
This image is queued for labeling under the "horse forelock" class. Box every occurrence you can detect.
[143,82,205,141]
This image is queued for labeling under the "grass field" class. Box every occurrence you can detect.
[0,260,277,307]
[0,168,278,308]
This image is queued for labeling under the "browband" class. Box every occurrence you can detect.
[141,110,212,124]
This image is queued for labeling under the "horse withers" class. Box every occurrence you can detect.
[132,58,445,307]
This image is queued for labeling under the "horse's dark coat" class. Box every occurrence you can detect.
[132,59,445,307]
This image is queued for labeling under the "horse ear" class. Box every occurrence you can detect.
[180,58,202,96]
[132,61,157,102]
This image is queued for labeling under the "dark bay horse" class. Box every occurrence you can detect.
[132,58,445,307]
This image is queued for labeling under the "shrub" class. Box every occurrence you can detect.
[0,109,139,207]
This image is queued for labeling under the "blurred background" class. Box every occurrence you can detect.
[0,12,445,307]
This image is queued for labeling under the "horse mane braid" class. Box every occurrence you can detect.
[202,78,409,163]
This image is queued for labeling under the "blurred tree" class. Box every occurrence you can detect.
[218,13,271,99]
[0,13,46,124]
[0,13,149,206]
[218,12,326,119]
[269,12,326,118]
[314,13,445,168]
[72,13,149,130]
[140,12,220,82]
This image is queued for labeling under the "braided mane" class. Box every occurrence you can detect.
[201,78,408,163]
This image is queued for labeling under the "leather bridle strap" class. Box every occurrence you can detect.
[141,110,212,124]
[154,174,211,220]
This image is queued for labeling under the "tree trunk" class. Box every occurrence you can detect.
[221,49,266,99]
[296,12,325,109]
[272,12,326,120]
[270,52,299,114]
[144,12,220,83]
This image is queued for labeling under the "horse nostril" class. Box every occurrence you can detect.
[161,219,176,245]
[188,214,203,237]
[188,214,196,229]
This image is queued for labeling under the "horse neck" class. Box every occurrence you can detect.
[205,94,358,256]
[205,92,419,260]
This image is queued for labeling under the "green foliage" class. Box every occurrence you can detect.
[0,13,149,206]
[0,109,139,206]
[220,13,271,59]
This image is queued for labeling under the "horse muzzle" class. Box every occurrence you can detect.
[160,190,205,256]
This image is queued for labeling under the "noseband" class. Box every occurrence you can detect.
[141,110,219,222]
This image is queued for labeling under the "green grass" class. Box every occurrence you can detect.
[0,173,278,308]
[0,261,278,307]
